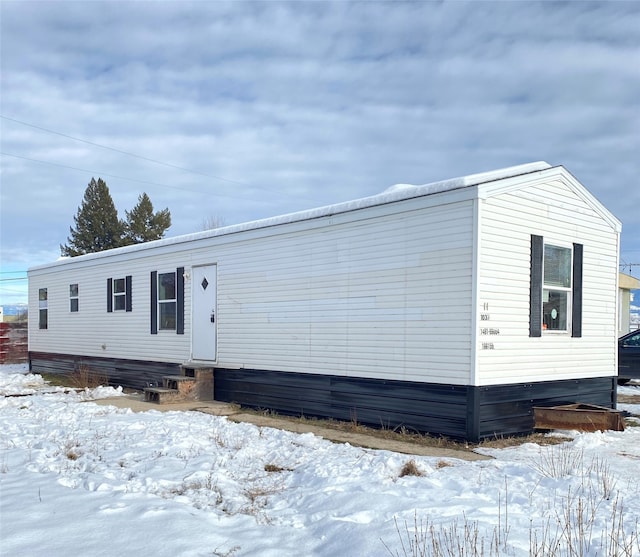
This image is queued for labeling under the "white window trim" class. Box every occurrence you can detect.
[70,284,79,313]
[157,271,177,331]
[112,278,126,312]
[38,287,48,329]
[542,242,573,334]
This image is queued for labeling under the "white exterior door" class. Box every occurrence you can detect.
[191,264,217,361]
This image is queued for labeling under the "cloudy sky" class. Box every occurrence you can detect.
[1,1,639,304]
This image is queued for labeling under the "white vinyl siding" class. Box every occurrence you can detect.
[215,205,474,384]
[476,177,618,385]
[29,198,475,384]
[29,261,190,360]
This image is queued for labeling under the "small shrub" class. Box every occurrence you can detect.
[264,463,291,473]
[61,439,82,461]
[68,364,109,389]
[528,444,585,479]
[399,459,424,478]
[383,485,640,557]
[382,512,490,557]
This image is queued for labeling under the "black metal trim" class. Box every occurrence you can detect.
[107,278,113,313]
[572,243,583,338]
[529,234,543,337]
[176,267,184,335]
[125,275,133,312]
[150,271,158,334]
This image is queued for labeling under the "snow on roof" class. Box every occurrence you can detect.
[30,161,551,270]
[382,161,551,196]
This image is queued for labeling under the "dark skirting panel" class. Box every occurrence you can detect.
[214,368,616,442]
[28,352,616,441]
[29,351,180,391]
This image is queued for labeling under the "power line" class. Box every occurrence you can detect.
[1,151,205,193]
[0,114,255,189]
[1,150,326,207]
[1,114,328,206]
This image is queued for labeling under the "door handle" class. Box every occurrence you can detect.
[210,312,215,323]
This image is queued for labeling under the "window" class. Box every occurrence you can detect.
[113,278,126,311]
[542,245,571,331]
[39,288,48,329]
[70,284,79,312]
[150,268,184,334]
[622,332,640,347]
[530,236,582,338]
[158,272,176,330]
[107,276,132,312]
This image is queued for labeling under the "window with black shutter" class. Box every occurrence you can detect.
[107,276,132,312]
[150,268,184,334]
[530,235,582,337]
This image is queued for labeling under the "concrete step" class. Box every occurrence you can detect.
[144,387,183,404]
[145,366,215,404]
[181,365,214,380]
[163,375,197,391]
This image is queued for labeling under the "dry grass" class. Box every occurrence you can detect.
[618,393,640,404]
[41,365,109,390]
[383,475,640,557]
[399,459,424,478]
[242,407,568,453]
[67,364,109,389]
[264,463,292,473]
[39,372,71,387]
[478,432,570,449]
[39,366,109,389]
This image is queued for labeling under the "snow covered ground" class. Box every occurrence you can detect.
[2,363,640,557]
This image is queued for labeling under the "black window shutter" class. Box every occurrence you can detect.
[176,267,185,335]
[150,271,158,334]
[107,278,113,313]
[529,235,543,337]
[125,275,133,312]
[572,243,583,338]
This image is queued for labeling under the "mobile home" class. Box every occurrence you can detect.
[28,162,621,441]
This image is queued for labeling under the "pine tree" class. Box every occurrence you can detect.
[122,192,172,245]
[60,178,124,256]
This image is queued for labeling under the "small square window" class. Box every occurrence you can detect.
[543,289,567,331]
[543,245,571,288]
[158,273,176,301]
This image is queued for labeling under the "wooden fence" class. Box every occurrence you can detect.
[0,322,28,363]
